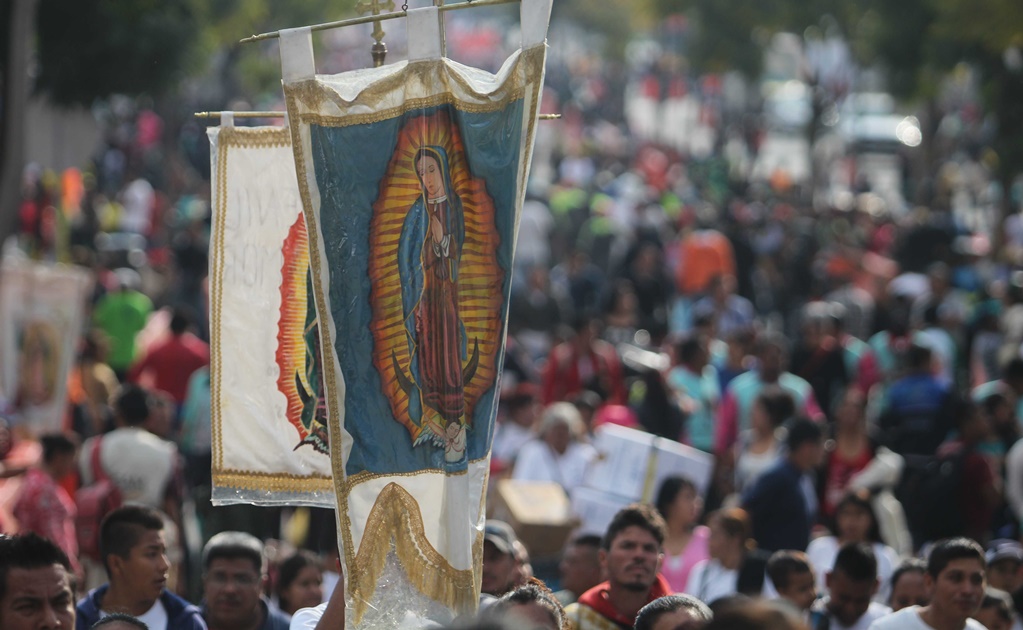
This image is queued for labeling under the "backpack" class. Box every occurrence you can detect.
[896,447,967,548]
[74,437,123,561]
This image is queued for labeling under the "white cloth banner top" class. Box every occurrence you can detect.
[207,124,333,506]
[0,256,92,433]
[280,0,552,625]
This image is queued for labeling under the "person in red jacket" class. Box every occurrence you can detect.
[128,308,209,407]
[541,314,626,406]
[563,504,672,630]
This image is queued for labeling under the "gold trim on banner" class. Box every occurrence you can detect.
[289,47,545,126]
[282,43,548,624]
[211,131,230,470]
[348,483,482,621]
[213,470,334,493]
[298,89,527,128]
[217,125,292,149]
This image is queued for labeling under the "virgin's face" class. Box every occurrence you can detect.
[417,154,444,200]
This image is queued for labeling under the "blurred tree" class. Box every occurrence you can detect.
[552,0,639,60]
[648,0,859,77]
[864,0,1023,223]
[34,0,198,106]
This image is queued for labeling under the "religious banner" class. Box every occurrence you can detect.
[0,255,92,432]
[280,0,551,624]
[207,122,333,506]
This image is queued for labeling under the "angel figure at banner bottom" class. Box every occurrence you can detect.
[394,144,480,462]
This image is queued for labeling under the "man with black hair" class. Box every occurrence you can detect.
[741,417,825,552]
[127,308,209,407]
[813,543,890,630]
[877,343,953,456]
[556,535,604,606]
[0,533,76,630]
[79,386,182,519]
[564,504,671,630]
[75,505,204,630]
[869,538,987,630]
[482,521,522,598]
[200,531,290,630]
[490,578,564,630]
[634,594,712,630]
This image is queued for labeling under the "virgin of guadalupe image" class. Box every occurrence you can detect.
[395,145,479,462]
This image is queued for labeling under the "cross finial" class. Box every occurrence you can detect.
[357,0,396,66]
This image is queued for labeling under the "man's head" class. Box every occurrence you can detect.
[783,417,824,471]
[202,532,266,629]
[986,540,1023,593]
[973,588,1015,630]
[114,385,150,428]
[558,535,603,598]
[601,504,666,595]
[889,559,928,611]
[1002,357,1023,392]
[953,399,988,444]
[905,343,933,374]
[490,578,564,630]
[482,521,519,597]
[169,308,192,337]
[675,335,708,371]
[925,538,987,625]
[825,543,878,627]
[538,403,583,455]
[101,505,169,608]
[766,551,816,611]
[634,594,713,630]
[40,433,77,479]
[90,613,148,630]
[0,533,75,630]
[756,333,789,383]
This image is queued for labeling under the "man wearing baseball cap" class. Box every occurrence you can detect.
[985,540,1023,594]
[482,520,523,597]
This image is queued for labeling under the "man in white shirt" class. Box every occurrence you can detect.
[814,542,890,630]
[868,538,987,630]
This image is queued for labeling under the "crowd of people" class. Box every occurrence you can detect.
[0,27,1020,630]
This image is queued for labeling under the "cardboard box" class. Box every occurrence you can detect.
[491,480,577,559]
[586,424,713,503]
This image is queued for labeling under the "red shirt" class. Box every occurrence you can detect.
[128,333,210,403]
[823,446,873,516]
[574,574,672,628]
[12,469,80,572]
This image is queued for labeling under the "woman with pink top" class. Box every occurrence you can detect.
[655,475,710,592]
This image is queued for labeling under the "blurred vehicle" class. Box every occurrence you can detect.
[838,92,922,153]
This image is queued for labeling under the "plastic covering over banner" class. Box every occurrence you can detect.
[207,123,333,506]
[0,255,92,432]
[281,0,551,624]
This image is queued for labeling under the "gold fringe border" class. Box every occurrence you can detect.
[349,483,483,622]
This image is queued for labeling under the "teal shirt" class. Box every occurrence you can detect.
[667,364,720,452]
